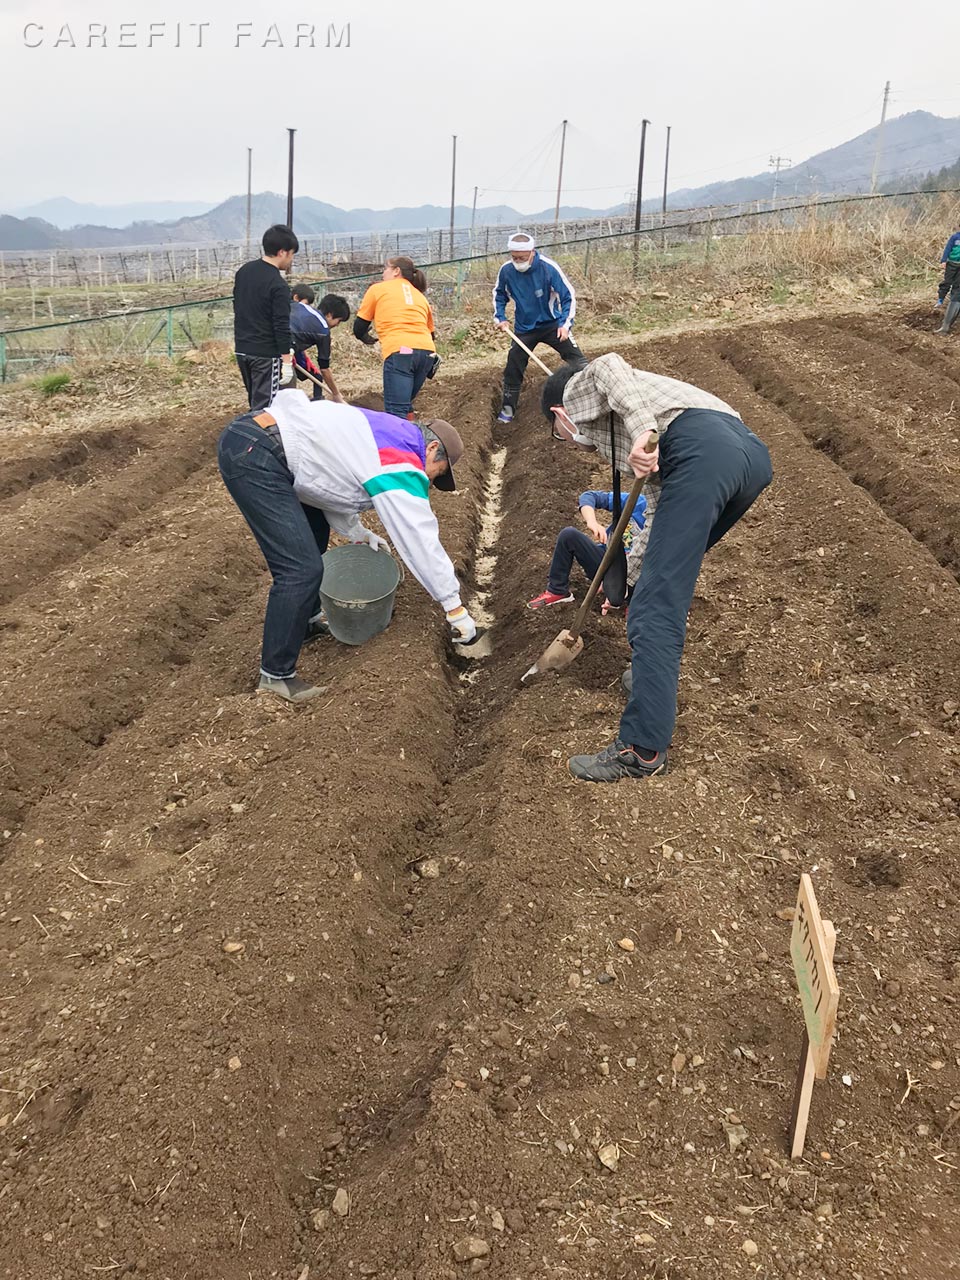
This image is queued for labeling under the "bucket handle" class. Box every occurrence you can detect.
[384,551,405,586]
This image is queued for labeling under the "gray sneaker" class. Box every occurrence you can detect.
[568,738,668,783]
[257,674,325,703]
[303,616,331,645]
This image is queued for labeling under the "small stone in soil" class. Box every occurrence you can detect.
[453,1236,489,1261]
[597,1143,620,1171]
[618,938,635,952]
[416,859,441,879]
[742,1239,759,1256]
[332,1187,350,1217]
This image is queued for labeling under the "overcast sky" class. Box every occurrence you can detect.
[1,0,958,215]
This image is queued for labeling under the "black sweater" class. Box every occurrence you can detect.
[233,259,292,357]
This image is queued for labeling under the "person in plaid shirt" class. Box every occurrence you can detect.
[541,353,773,782]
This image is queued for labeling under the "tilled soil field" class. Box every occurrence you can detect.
[1,310,959,1280]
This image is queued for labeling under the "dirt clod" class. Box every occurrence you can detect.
[452,1236,490,1262]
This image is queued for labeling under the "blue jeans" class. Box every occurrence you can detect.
[548,527,605,594]
[217,414,330,679]
[382,349,435,417]
[620,409,773,753]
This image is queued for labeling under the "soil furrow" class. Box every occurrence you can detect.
[829,313,960,392]
[0,425,149,503]
[0,418,223,607]
[1,336,959,1280]
[715,329,960,581]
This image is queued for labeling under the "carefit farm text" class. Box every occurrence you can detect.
[22,22,352,49]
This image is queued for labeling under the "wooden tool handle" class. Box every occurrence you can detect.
[505,327,554,375]
[567,430,659,643]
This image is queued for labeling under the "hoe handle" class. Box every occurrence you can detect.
[567,431,659,643]
[504,327,554,375]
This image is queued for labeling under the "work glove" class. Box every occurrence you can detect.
[278,358,296,387]
[355,528,390,553]
[446,606,477,644]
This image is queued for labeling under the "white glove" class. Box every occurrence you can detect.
[446,606,477,644]
[355,528,390,553]
[278,358,296,387]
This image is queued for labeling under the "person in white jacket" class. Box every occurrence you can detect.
[217,390,477,701]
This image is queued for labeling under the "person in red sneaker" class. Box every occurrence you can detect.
[526,487,647,611]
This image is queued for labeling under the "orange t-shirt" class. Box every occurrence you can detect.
[357,278,436,360]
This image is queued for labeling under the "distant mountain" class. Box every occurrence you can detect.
[0,214,60,250]
[2,111,958,252]
[661,110,960,210]
[14,197,217,229]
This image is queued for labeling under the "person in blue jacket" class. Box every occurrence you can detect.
[289,286,350,401]
[526,488,647,612]
[492,231,587,423]
[937,225,960,335]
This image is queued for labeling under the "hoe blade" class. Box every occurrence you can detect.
[521,629,584,683]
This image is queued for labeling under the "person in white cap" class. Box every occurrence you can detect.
[492,231,587,423]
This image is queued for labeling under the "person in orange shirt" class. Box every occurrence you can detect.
[354,256,440,418]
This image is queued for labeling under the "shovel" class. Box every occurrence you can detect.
[521,430,659,684]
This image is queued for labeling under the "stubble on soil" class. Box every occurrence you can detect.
[1,308,959,1280]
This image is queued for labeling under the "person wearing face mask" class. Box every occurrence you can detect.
[492,231,587,424]
[540,355,772,783]
[354,257,440,418]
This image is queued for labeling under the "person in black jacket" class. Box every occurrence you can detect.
[289,286,350,402]
[233,225,299,410]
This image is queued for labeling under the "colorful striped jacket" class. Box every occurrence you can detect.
[269,391,462,612]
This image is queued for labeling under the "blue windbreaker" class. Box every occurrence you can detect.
[492,252,577,333]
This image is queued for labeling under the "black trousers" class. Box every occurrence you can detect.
[548,527,605,594]
[502,323,588,410]
[236,353,281,411]
[938,261,960,303]
[620,409,773,753]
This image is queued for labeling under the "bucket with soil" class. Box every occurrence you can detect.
[319,544,402,645]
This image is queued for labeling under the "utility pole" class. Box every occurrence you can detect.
[769,154,791,210]
[449,135,457,260]
[633,118,650,273]
[470,185,478,254]
[660,125,672,248]
[870,80,891,194]
[554,118,569,226]
[286,128,296,230]
[245,147,252,260]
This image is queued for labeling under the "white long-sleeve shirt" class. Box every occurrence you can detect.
[268,391,462,613]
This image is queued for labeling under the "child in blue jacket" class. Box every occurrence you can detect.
[492,232,587,423]
[527,488,647,612]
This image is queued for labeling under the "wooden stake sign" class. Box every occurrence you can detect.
[787,874,840,1159]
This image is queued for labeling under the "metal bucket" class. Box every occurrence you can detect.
[318,544,402,646]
